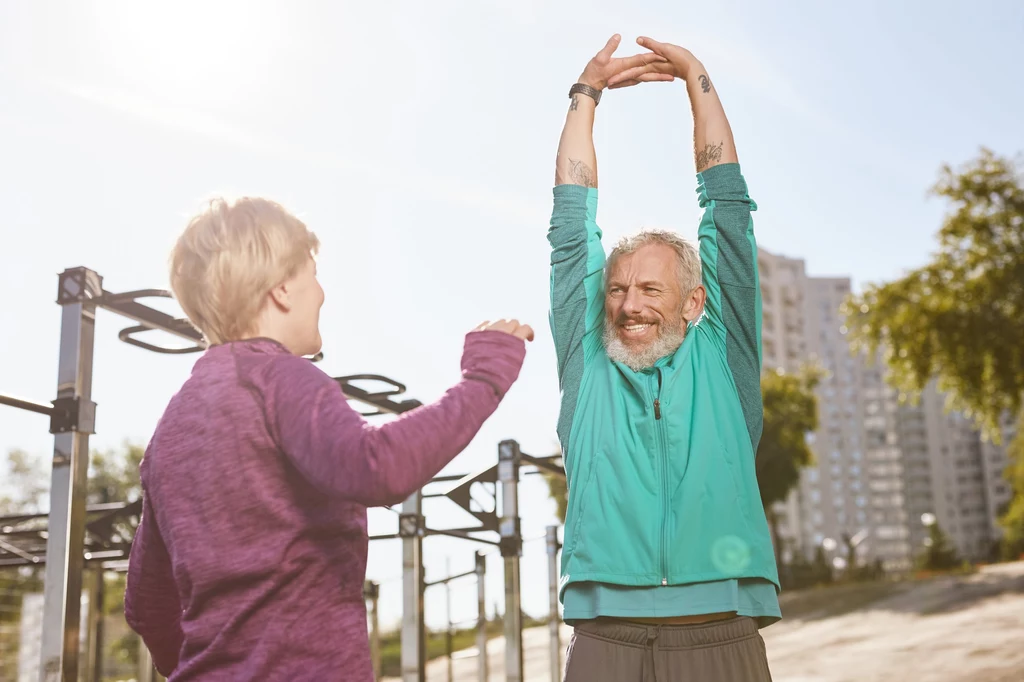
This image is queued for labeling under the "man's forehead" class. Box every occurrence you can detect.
[609,244,677,277]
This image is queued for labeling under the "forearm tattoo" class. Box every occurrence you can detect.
[569,95,580,112]
[695,142,723,172]
[568,158,596,187]
[699,74,711,93]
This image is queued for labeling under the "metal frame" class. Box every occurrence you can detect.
[2,265,570,682]
[367,441,567,682]
[0,266,426,682]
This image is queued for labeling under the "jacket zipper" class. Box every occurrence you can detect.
[654,368,669,586]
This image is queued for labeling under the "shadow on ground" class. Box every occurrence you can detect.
[779,561,1024,622]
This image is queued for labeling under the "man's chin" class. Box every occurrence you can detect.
[616,336,655,354]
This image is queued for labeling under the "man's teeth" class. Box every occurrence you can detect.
[624,324,651,332]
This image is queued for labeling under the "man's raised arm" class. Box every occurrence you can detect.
[616,38,763,451]
[548,35,670,445]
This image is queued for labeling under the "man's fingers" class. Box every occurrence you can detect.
[617,52,666,71]
[607,62,673,86]
[608,79,639,90]
[596,33,621,60]
[637,72,675,82]
[636,36,666,56]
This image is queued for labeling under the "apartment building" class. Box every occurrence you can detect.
[755,247,1012,570]
[898,388,1016,561]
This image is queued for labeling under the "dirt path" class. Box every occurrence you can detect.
[763,561,1024,682]
[386,561,1024,681]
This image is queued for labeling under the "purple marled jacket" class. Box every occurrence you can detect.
[124,332,525,680]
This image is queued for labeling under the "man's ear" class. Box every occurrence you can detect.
[683,285,707,323]
[267,280,292,312]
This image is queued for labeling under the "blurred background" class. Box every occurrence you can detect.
[2,1,1022,680]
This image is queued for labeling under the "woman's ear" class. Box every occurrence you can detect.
[267,280,293,312]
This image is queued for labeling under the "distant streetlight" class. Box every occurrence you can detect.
[921,513,937,527]
[822,537,837,552]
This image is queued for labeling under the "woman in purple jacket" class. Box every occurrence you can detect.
[124,196,532,681]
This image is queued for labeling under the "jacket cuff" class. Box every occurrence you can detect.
[461,330,526,398]
[696,163,753,206]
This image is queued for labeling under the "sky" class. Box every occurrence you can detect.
[1,0,1023,632]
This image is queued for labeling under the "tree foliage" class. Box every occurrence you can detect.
[0,441,144,513]
[843,147,1024,557]
[543,465,567,525]
[917,521,961,571]
[999,430,1024,560]
[0,448,49,514]
[756,366,822,510]
[843,147,1024,438]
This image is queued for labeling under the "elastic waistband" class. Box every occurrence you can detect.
[573,616,758,650]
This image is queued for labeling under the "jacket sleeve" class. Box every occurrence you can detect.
[265,330,525,507]
[124,490,184,676]
[695,162,764,451]
[547,184,605,447]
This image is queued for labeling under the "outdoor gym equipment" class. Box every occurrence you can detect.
[0,266,568,682]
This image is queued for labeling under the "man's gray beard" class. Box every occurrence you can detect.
[603,319,687,371]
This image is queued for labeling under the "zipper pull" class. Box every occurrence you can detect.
[654,399,661,420]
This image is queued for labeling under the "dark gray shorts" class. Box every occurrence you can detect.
[563,616,773,681]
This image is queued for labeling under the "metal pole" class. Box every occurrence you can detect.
[546,526,562,682]
[137,641,159,682]
[39,267,101,682]
[365,581,381,680]
[85,567,105,682]
[445,558,454,682]
[498,440,523,682]
[400,490,425,682]
[475,551,488,682]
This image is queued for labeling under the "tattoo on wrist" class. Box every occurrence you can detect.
[569,95,579,112]
[699,74,711,93]
[568,158,596,188]
[695,142,723,172]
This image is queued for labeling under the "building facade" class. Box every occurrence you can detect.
[755,247,1012,572]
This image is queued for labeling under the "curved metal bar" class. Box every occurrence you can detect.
[118,325,206,354]
[336,374,410,397]
[95,289,174,305]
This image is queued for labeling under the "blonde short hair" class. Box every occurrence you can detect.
[606,229,702,295]
[170,196,320,345]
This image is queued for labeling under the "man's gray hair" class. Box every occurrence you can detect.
[606,229,702,295]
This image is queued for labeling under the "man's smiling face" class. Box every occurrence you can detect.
[603,243,690,370]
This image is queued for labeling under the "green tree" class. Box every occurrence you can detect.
[843,147,1024,556]
[88,442,144,505]
[543,463,567,524]
[0,443,145,657]
[999,433,1024,560]
[0,448,49,514]
[0,441,143,511]
[756,366,822,563]
[917,521,961,571]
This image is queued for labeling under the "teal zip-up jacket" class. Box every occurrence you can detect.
[548,162,779,600]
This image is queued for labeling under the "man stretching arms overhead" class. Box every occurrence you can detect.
[548,34,778,681]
